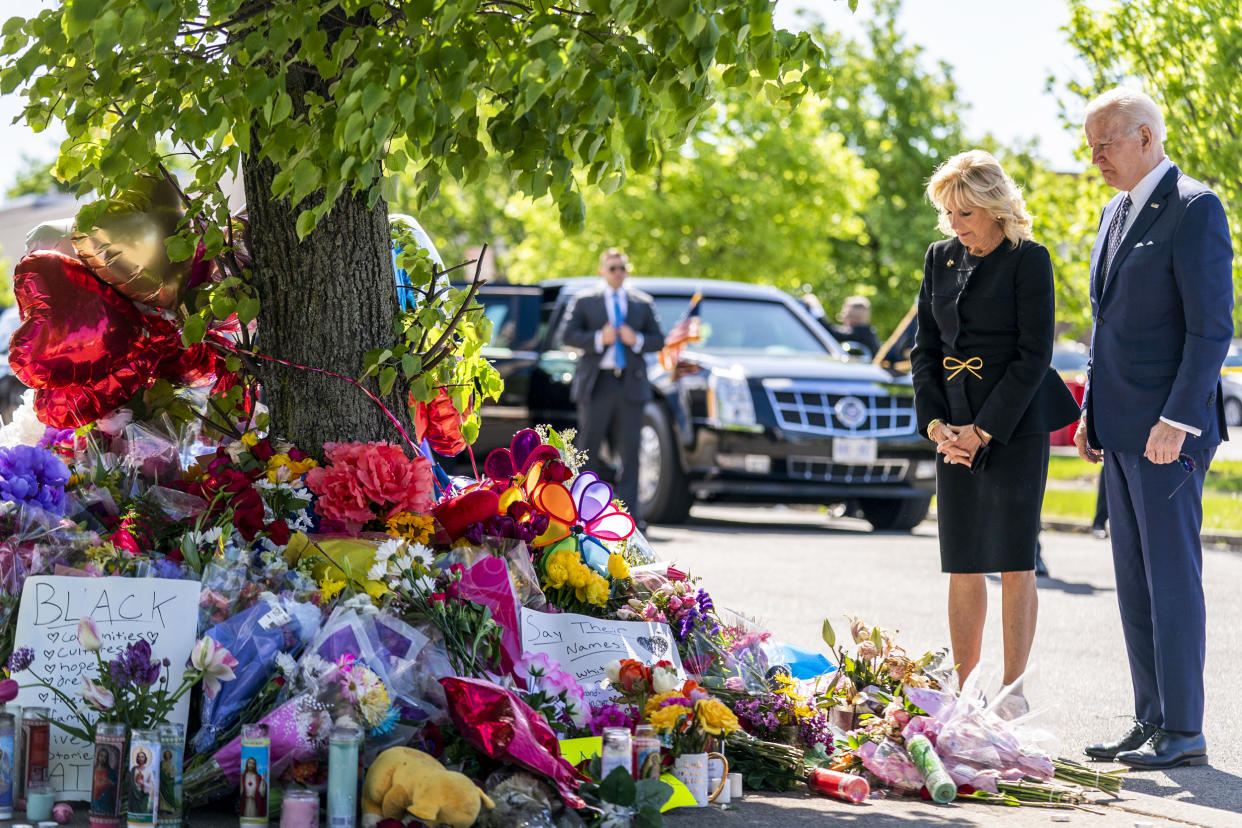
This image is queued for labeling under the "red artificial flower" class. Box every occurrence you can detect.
[305,464,374,533]
[265,519,291,547]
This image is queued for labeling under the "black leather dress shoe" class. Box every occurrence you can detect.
[1084,720,1158,760]
[1115,729,1208,770]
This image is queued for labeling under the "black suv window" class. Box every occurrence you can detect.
[652,295,829,355]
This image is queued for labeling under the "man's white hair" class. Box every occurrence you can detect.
[1085,87,1167,142]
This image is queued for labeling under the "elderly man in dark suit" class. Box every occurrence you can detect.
[1076,88,1234,770]
[559,248,664,527]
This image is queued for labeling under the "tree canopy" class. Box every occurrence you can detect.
[1060,0,1242,326]
[1,0,829,449]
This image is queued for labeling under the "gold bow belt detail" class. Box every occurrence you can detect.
[943,356,983,381]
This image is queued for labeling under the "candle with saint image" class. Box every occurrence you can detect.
[21,707,49,795]
[0,710,14,819]
[156,723,185,827]
[90,722,128,828]
[127,729,162,828]
[239,724,271,826]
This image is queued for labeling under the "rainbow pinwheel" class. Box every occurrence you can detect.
[529,470,635,547]
[483,429,564,483]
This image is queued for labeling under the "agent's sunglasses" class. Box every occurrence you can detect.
[1167,453,1195,500]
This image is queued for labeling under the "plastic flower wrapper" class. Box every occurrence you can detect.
[193,593,323,753]
[438,537,548,611]
[440,675,588,808]
[183,691,333,806]
[856,737,924,791]
[0,500,87,595]
[118,415,188,483]
[197,555,252,630]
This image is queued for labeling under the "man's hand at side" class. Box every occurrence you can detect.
[1074,416,1102,464]
[1145,420,1187,465]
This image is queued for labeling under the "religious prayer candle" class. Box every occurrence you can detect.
[326,721,361,828]
[239,724,271,827]
[0,710,16,819]
[279,790,320,828]
[806,768,869,804]
[906,734,956,803]
[90,722,128,828]
[21,708,50,794]
[156,723,184,827]
[24,782,54,821]
[127,729,161,828]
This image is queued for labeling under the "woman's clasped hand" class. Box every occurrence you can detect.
[932,422,990,466]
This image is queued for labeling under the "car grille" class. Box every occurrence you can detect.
[788,457,910,483]
[762,381,917,437]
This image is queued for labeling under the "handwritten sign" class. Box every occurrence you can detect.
[12,577,201,801]
[519,608,684,706]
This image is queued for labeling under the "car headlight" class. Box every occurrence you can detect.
[707,369,759,430]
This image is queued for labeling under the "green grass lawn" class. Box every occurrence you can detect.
[1042,454,1242,531]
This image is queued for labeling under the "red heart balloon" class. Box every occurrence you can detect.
[432,488,500,541]
[9,251,146,389]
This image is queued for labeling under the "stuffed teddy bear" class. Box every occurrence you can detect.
[361,747,495,828]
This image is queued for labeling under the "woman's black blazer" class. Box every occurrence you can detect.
[911,238,1079,444]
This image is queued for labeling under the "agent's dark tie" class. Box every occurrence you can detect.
[1101,193,1132,284]
[612,292,627,370]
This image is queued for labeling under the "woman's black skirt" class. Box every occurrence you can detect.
[936,432,1049,573]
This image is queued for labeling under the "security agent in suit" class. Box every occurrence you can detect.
[559,249,665,525]
[1076,89,1233,770]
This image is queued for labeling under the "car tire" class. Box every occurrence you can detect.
[1225,397,1242,428]
[638,402,692,525]
[859,496,932,532]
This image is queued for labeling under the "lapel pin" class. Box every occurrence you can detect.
[946,259,954,267]
[1150,202,1159,208]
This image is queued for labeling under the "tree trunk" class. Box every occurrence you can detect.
[242,154,413,454]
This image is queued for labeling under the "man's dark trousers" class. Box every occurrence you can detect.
[577,372,644,522]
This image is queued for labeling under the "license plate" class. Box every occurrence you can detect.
[832,437,878,464]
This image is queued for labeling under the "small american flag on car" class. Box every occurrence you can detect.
[659,291,703,370]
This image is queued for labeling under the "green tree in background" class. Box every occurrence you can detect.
[2,0,827,450]
[5,155,71,200]
[1060,0,1242,327]
[409,0,961,336]
[411,81,876,296]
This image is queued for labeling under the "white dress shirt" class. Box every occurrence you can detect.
[594,285,644,367]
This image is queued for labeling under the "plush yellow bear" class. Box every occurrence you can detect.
[361,747,495,828]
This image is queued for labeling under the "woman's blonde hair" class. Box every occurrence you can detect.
[926,150,1033,247]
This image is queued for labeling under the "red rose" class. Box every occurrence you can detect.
[265,519,291,547]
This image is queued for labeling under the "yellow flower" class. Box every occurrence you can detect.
[645,692,682,719]
[364,580,388,600]
[607,552,630,580]
[240,431,259,447]
[695,698,740,736]
[584,573,611,606]
[266,453,319,484]
[648,704,689,734]
[567,563,590,589]
[545,561,568,589]
[319,577,346,602]
[386,512,435,544]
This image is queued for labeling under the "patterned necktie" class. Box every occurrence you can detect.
[1100,193,1132,285]
[612,291,627,370]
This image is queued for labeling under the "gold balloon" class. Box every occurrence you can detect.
[71,175,191,310]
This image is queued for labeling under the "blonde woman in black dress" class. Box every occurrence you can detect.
[911,150,1079,694]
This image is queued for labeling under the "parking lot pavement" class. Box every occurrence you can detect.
[648,505,1242,828]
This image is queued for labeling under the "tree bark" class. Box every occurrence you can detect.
[242,154,413,454]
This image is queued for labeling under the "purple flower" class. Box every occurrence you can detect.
[6,647,34,673]
[37,427,74,449]
[0,445,71,515]
[110,639,161,688]
[587,702,638,735]
[151,558,186,580]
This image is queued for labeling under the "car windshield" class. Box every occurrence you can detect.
[651,295,832,355]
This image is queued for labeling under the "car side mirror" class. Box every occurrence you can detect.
[841,341,873,361]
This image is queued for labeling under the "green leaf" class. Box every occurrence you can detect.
[378,365,397,396]
[237,295,261,325]
[165,233,196,263]
[181,314,207,346]
[598,766,637,805]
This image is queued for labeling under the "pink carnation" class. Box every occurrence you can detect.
[306,464,374,533]
[354,443,433,516]
[323,441,369,466]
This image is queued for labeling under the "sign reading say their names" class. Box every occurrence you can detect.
[519,608,685,706]
[12,576,201,801]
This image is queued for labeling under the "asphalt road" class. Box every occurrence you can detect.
[651,505,1242,828]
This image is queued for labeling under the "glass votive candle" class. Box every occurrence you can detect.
[279,790,319,828]
[25,782,55,821]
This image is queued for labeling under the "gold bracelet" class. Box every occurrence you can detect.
[974,424,992,443]
[927,419,945,441]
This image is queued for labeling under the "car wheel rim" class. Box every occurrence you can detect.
[638,422,662,505]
